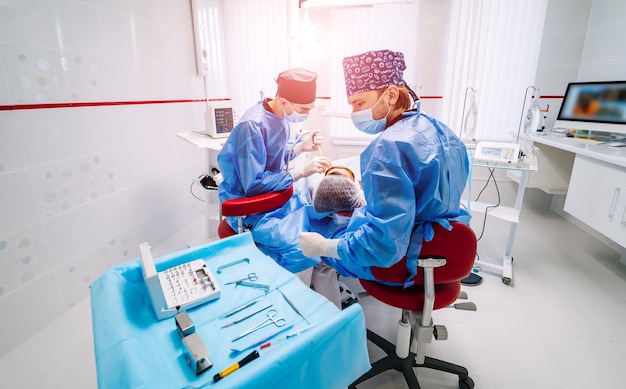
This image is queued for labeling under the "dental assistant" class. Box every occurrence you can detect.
[218,67,332,273]
[300,50,470,285]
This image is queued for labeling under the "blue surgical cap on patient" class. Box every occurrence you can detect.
[313,175,366,213]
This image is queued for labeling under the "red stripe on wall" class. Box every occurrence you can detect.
[1,95,554,112]
[0,98,230,111]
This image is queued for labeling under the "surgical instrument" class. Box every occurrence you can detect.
[278,288,309,324]
[216,257,250,274]
[217,296,264,320]
[236,281,269,292]
[213,350,260,383]
[229,324,294,356]
[260,324,316,350]
[316,133,324,157]
[232,309,286,342]
[220,304,273,329]
[224,273,258,285]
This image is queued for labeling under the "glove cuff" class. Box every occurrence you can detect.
[288,168,301,182]
[293,142,303,156]
[326,239,340,259]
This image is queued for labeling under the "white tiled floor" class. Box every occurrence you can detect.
[1,188,625,389]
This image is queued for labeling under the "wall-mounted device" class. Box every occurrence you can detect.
[204,106,235,138]
[473,141,520,164]
[140,242,221,320]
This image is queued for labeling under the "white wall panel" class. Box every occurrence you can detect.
[0,112,27,174]
[579,0,626,82]
[43,191,134,266]
[0,272,64,358]
[29,150,129,219]
[0,43,107,104]
[0,0,205,359]
[586,0,626,30]
[98,9,137,60]
[15,107,122,166]
[0,171,40,236]
[0,1,100,52]
[54,227,137,310]
[0,224,53,298]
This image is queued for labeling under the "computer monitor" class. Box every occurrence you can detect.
[554,81,626,135]
[203,106,235,138]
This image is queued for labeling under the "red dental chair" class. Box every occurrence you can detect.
[350,222,477,389]
[217,186,294,238]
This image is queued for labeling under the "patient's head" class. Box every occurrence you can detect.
[325,166,356,181]
[313,174,366,215]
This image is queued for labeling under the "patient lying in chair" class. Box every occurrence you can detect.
[306,168,366,309]
[314,170,365,228]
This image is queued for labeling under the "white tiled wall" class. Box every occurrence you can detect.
[579,0,626,81]
[0,0,208,358]
[534,0,626,128]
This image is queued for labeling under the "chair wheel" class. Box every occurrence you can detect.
[459,376,474,389]
[502,277,511,285]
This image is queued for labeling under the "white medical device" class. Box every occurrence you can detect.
[473,141,520,164]
[140,242,221,320]
[204,106,235,138]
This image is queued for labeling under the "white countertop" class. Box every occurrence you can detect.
[530,133,626,168]
[176,131,226,151]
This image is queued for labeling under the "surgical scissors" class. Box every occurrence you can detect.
[232,309,286,342]
[224,272,258,285]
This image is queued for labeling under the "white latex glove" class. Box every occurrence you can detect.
[293,130,324,155]
[299,232,340,258]
[289,156,332,181]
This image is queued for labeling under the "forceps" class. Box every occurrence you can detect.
[224,273,258,285]
[232,309,286,342]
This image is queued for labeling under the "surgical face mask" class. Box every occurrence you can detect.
[284,101,309,123]
[332,213,351,226]
[350,90,390,135]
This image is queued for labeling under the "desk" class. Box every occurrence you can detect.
[466,154,538,284]
[530,133,626,262]
[90,232,370,389]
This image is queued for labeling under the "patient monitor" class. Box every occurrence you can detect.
[204,106,236,138]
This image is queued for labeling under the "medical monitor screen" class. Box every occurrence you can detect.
[556,81,626,132]
[204,106,235,138]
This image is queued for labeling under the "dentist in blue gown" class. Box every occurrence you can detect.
[300,50,471,286]
[218,68,332,274]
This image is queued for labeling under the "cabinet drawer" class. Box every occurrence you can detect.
[564,156,626,247]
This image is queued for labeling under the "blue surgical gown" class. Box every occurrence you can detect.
[319,111,471,285]
[217,99,320,273]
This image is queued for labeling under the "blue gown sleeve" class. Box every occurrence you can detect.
[225,121,294,197]
[331,149,417,273]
